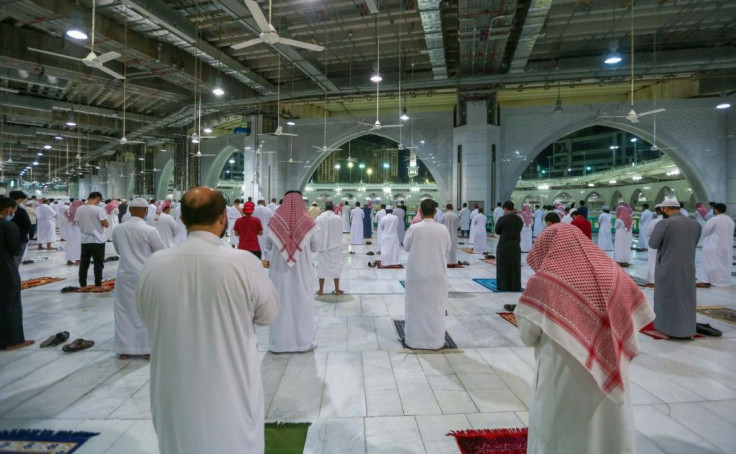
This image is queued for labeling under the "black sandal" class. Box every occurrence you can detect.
[62,339,95,352]
[40,331,70,348]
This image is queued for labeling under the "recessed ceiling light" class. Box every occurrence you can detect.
[716,101,731,110]
[54,136,63,140]
[44,144,52,149]
[66,28,88,40]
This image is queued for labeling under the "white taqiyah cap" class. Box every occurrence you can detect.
[386,205,392,210]
[129,198,148,208]
[659,199,680,207]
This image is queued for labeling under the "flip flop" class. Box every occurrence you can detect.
[60,286,80,293]
[503,304,517,312]
[62,339,95,352]
[40,331,70,348]
[333,290,345,295]
[367,252,375,256]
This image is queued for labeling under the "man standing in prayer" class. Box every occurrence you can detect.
[226,199,242,248]
[105,199,120,241]
[638,203,653,249]
[233,201,263,259]
[341,202,351,233]
[571,209,592,240]
[268,198,279,214]
[152,202,178,248]
[9,191,32,267]
[493,202,504,230]
[253,199,273,259]
[265,191,320,353]
[520,204,533,253]
[597,206,614,251]
[516,223,653,453]
[696,203,734,288]
[375,204,387,253]
[705,201,716,220]
[440,204,460,265]
[136,187,278,454]
[171,202,187,246]
[65,200,82,265]
[362,202,373,240]
[308,202,321,219]
[118,199,128,224]
[0,196,34,351]
[379,205,401,267]
[147,199,158,221]
[471,208,487,253]
[433,203,444,223]
[645,205,664,287]
[614,203,633,266]
[459,203,470,237]
[75,192,109,289]
[469,203,480,244]
[495,201,523,291]
[560,207,573,224]
[36,198,56,250]
[316,201,344,296]
[394,203,406,245]
[649,198,701,338]
[350,202,364,245]
[576,200,588,219]
[532,204,544,237]
[404,199,451,349]
[112,198,164,360]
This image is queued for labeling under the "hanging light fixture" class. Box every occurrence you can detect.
[370,14,382,83]
[716,92,731,109]
[212,77,224,96]
[400,108,410,121]
[553,81,563,114]
[191,132,200,144]
[203,126,213,134]
[66,112,77,127]
[604,40,622,64]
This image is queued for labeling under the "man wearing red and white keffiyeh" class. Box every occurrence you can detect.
[265,191,321,353]
[515,223,654,454]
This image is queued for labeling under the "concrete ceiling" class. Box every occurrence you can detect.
[0,0,734,176]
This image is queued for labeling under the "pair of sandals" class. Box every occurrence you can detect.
[40,331,95,352]
[458,261,470,266]
[104,255,120,262]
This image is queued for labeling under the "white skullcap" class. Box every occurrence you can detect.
[129,198,148,208]
[659,199,680,207]
[386,205,393,210]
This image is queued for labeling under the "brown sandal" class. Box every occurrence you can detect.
[62,339,95,352]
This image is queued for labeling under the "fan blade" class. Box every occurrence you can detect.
[96,64,126,80]
[635,108,666,118]
[27,47,81,62]
[95,51,121,64]
[231,38,263,50]
[358,122,375,127]
[378,124,402,129]
[279,38,324,52]
[245,0,272,33]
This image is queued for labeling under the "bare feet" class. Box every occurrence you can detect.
[66,261,74,266]
[119,354,131,360]
[334,290,345,295]
[315,290,324,296]
[143,354,151,360]
[5,340,35,351]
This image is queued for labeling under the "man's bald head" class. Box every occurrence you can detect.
[181,187,227,228]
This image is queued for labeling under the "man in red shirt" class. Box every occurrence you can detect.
[233,201,263,258]
[570,209,592,240]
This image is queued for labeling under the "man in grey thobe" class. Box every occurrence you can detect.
[441,204,460,265]
[394,203,406,245]
[648,198,701,338]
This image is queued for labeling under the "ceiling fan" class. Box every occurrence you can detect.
[387,20,415,152]
[119,9,143,145]
[344,140,358,162]
[360,13,401,131]
[190,150,216,158]
[279,138,303,164]
[599,4,665,124]
[267,56,298,137]
[312,35,340,153]
[29,1,125,80]
[230,0,324,52]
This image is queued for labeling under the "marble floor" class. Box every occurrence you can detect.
[2,231,735,454]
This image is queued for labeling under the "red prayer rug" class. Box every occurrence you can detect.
[447,428,528,454]
[639,321,704,340]
[21,277,64,290]
[481,258,496,266]
[447,264,465,268]
[497,312,518,327]
[375,260,404,269]
[75,279,116,293]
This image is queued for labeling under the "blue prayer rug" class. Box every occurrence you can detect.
[0,429,99,453]
[393,320,458,350]
[472,278,524,293]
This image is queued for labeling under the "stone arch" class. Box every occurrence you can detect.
[201,144,240,189]
[630,188,647,209]
[154,159,175,201]
[585,191,604,206]
[656,186,673,204]
[610,190,624,208]
[552,192,573,205]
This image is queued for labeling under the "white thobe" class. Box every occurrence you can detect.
[341,207,351,233]
[403,219,451,349]
[253,205,273,259]
[171,205,187,245]
[105,210,119,241]
[394,208,406,244]
[65,223,81,262]
[472,215,487,253]
[517,314,636,454]
[265,227,321,352]
[646,216,663,284]
[613,219,632,264]
[147,204,157,221]
[375,209,387,252]
[697,214,735,287]
[350,208,364,245]
[434,208,444,223]
[136,231,279,454]
[52,203,62,230]
[638,209,653,249]
[226,206,241,246]
[58,206,71,241]
[696,215,707,245]
[153,212,178,248]
[469,209,479,244]
[112,217,164,355]
[459,208,471,232]
[316,211,343,280]
[561,215,572,224]
[521,225,533,252]
[533,209,544,237]
[680,208,689,218]
[268,203,278,214]
[36,204,56,244]
[493,207,504,226]
[121,211,131,223]
[597,213,613,251]
[379,214,401,266]
[440,211,460,264]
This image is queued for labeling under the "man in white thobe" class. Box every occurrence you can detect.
[472,208,487,254]
[316,202,344,295]
[152,203,178,248]
[441,204,461,265]
[645,205,663,286]
[147,200,158,221]
[597,206,614,251]
[379,206,401,266]
[468,204,480,244]
[136,187,279,454]
[404,199,451,349]
[395,203,407,245]
[532,205,544,237]
[265,191,321,353]
[493,202,504,230]
[36,199,56,250]
[433,205,444,223]
[226,199,242,248]
[171,203,188,245]
[58,202,71,244]
[112,198,164,359]
[459,203,470,237]
[638,204,654,249]
[561,208,573,224]
[375,204,387,253]
[253,200,273,259]
[267,198,278,214]
[341,202,351,233]
[696,203,735,287]
[350,202,365,245]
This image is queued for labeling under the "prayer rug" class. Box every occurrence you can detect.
[497,312,518,327]
[627,275,650,287]
[481,258,496,266]
[473,278,523,293]
[75,279,116,293]
[20,277,64,290]
[447,264,465,268]
[393,320,460,352]
[460,247,483,254]
[265,422,311,454]
[447,427,528,454]
[697,306,736,325]
[0,429,99,453]
[375,260,404,269]
[639,322,704,340]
